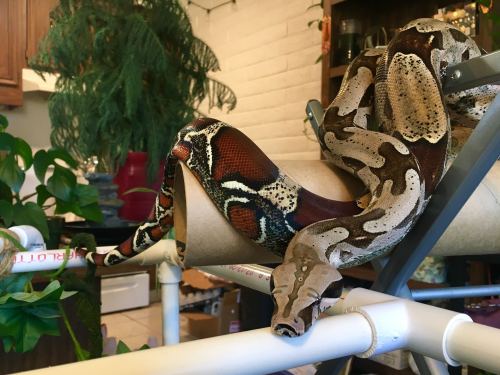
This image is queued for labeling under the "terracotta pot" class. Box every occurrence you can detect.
[113,151,164,222]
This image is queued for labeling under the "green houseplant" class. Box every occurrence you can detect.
[0,114,102,362]
[0,114,103,237]
[30,0,237,180]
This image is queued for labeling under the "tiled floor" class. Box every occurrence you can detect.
[101,302,196,351]
[101,303,316,374]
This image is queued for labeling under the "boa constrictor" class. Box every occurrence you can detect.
[78,18,498,337]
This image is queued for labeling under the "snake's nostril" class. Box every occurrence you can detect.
[274,323,298,337]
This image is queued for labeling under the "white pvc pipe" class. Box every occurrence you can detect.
[11,249,87,272]
[157,260,182,345]
[339,289,468,363]
[11,287,500,375]
[446,320,500,373]
[8,244,500,374]
[14,312,373,375]
[10,239,175,273]
[338,288,500,373]
[9,225,46,251]
[197,264,272,294]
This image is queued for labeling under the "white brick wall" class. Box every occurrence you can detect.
[185,0,323,160]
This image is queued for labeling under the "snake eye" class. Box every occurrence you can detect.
[322,279,343,299]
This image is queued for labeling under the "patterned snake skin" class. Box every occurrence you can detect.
[78,18,499,336]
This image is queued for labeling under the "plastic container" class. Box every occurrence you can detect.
[336,18,362,65]
[113,151,164,222]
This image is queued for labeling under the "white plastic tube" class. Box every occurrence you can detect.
[11,249,87,272]
[9,225,46,251]
[10,287,500,375]
[340,288,472,364]
[15,312,373,375]
[157,260,182,345]
[197,264,272,294]
[10,239,176,273]
[446,320,500,373]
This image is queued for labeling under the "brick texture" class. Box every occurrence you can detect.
[185,0,323,160]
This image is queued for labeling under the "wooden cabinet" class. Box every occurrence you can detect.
[0,0,58,106]
[321,0,494,107]
[0,0,26,106]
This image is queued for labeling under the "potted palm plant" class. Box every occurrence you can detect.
[30,0,236,221]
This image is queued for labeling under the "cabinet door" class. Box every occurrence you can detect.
[0,0,26,106]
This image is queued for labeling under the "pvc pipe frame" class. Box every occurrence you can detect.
[10,239,174,273]
[9,240,500,375]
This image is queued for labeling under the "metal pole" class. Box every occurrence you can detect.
[412,285,500,301]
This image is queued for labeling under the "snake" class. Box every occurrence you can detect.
[77,18,498,337]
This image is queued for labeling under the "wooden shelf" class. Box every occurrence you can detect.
[329,64,348,78]
[321,0,493,106]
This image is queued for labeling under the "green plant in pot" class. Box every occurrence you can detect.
[0,114,103,363]
[30,0,237,222]
[0,114,103,245]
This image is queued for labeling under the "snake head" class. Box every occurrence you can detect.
[270,243,343,337]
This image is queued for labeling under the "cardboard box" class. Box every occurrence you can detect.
[181,269,230,290]
[219,289,240,334]
[184,288,241,338]
[184,312,219,339]
[370,349,409,370]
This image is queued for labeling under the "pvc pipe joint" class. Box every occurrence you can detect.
[342,288,472,365]
[346,299,409,358]
[9,225,46,251]
[157,260,182,284]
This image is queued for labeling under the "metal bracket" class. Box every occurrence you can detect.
[443,50,500,94]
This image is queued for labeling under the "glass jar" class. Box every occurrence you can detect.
[336,18,362,65]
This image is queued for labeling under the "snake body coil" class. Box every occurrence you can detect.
[79,18,499,336]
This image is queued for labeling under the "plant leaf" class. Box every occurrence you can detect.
[0,114,8,131]
[14,138,33,170]
[116,340,131,354]
[0,199,14,226]
[0,180,12,202]
[25,305,60,319]
[48,148,78,169]
[306,2,322,10]
[123,187,157,195]
[0,281,72,352]
[0,132,15,152]
[12,202,49,239]
[53,198,75,215]
[33,150,51,184]
[0,273,34,294]
[0,153,25,193]
[36,184,53,206]
[78,203,103,222]
[2,337,14,351]
[56,199,103,223]
[75,184,99,206]
[46,165,76,201]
